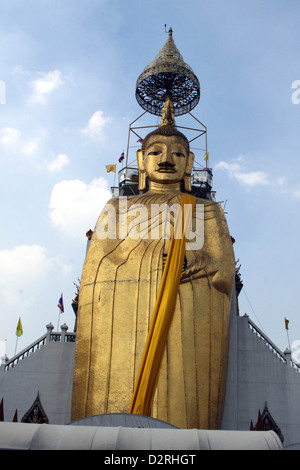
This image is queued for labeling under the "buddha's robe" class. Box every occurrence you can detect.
[71,191,235,429]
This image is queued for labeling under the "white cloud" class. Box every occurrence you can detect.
[214,158,270,187]
[0,127,20,147]
[216,159,300,198]
[46,154,70,173]
[82,110,112,140]
[277,177,287,187]
[232,170,269,186]
[30,69,63,104]
[0,245,70,308]
[21,139,39,156]
[49,177,111,237]
[0,126,46,156]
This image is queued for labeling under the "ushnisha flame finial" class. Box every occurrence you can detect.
[160,96,175,127]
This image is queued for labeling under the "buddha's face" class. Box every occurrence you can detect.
[142,134,189,184]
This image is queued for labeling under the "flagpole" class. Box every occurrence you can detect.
[57,309,60,332]
[285,317,291,349]
[205,129,208,169]
[286,328,291,350]
[14,336,18,356]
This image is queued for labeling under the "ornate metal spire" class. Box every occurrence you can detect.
[136,28,200,117]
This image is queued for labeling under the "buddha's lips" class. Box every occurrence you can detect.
[156,168,177,173]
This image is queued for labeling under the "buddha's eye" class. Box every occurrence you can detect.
[173,152,185,157]
[148,151,161,156]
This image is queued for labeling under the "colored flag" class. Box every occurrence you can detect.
[285,317,289,330]
[106,164,117,173]
[204,152,209,161]
[58,294,64,313]
[137,138,143,143]
[15,317,23,337]
[118,152,125,163]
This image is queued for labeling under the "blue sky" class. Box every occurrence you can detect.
[0,0,300,359]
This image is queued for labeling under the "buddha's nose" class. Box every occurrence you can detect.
[160,148,174,164]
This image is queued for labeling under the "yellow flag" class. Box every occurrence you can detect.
[106,164,116,173]
[16,317,23,337]
[284,317,289,330]
[204,152,209,161]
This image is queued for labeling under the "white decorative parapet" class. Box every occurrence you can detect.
[246,314,300,372]
[2,323,76,371]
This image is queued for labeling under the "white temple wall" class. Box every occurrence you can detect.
[222,306,300,450]
[0,333,75,425]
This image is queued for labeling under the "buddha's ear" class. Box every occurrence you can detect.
[137,149,146,191]
[183,152,194,192]
[136,149,145,171]
[186,151,194,174]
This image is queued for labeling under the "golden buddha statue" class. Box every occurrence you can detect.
[71,97,235,429]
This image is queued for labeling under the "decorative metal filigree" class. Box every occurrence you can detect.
[136,28,200,116]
